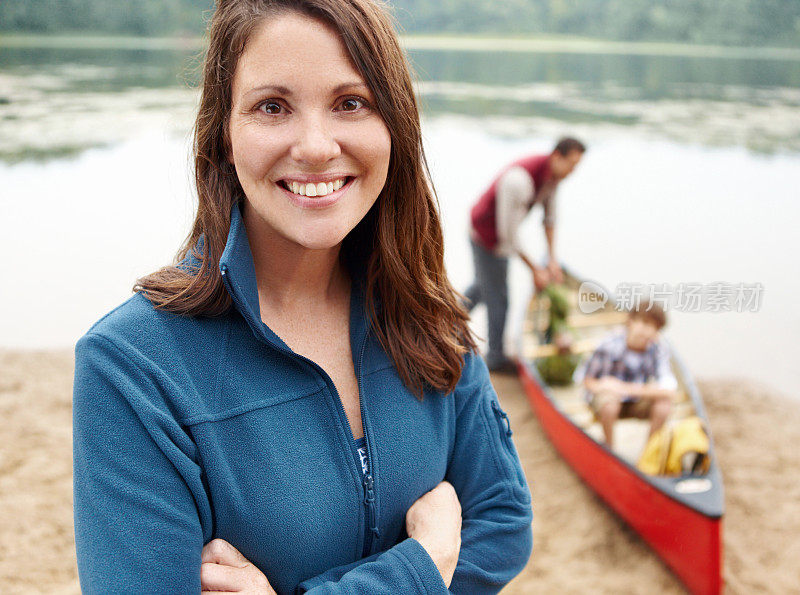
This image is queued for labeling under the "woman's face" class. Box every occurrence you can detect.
[228,12,391,251]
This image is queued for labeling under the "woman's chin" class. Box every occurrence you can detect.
[292,229,350,252]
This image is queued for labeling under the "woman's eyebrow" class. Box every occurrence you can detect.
[244,81,369,97]
[332,81,370,94]
[245,84,291,97]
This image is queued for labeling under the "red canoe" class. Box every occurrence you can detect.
[516,272,724,594]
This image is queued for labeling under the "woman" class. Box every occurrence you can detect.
[72,1,533,593]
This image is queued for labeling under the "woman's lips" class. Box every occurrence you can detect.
[277,176,354,208]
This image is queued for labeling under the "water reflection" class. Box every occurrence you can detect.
[1,43,799,162]
[407,49,800,90]
[0,46,202,89]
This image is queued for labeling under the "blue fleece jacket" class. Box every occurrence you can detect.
[72,202,533,594]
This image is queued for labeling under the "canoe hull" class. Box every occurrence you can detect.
[519,361,723,595]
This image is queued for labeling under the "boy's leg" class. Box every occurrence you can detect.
[625,394,673,439]
[647,395,673,438]
[591,391,622,447]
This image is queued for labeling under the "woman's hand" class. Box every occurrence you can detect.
[201,538,277,594]
[405,480,462,588]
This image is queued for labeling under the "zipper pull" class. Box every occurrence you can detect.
[362,474,380,539]
[363,474,374,503]
[492,400,513,437]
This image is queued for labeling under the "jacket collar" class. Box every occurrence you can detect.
[217,201,370,360]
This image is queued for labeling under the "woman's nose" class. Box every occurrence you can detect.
[290,114,341,164]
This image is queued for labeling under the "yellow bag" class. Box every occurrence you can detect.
[637,416,711,476]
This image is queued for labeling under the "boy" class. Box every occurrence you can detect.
[579,301,678,448]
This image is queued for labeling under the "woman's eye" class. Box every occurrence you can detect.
[338,98,364,112]
[258,102,283,115]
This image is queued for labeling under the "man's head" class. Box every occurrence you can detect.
[625,300,667,352]
[550,137,586,179]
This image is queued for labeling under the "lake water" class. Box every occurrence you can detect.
[1,38,798,398]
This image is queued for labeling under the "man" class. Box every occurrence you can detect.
[579,301,678,448]
[464,137,586,372]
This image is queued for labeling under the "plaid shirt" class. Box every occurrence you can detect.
[575,330,678,403]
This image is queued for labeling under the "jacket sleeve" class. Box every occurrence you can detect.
[296,537,449,594]
[297,351,532,594]
[72,332,207,595]
[444,350,533,593]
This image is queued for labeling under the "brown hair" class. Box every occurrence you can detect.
[134,0,476,397]
[628,300,667,330]
[553,137,586,156]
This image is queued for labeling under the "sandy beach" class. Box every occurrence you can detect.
[1,349,798,593]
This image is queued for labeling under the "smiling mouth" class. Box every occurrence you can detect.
[279,177,352,198]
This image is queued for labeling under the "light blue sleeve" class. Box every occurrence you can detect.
[297,351,533,594]
[72,333,208,595]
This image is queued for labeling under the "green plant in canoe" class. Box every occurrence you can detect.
[536,284,579,386]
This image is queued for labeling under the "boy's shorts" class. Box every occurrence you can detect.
[589,391,652,419]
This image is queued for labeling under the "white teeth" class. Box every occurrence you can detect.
[283,178,347,198]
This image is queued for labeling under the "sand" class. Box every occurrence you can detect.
[1,350,798,594]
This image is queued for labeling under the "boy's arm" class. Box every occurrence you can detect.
[581,344,616,394]
[584,375,628,396]
[622,341,679,400]
[621,382,676,400]
[583,375,605,393]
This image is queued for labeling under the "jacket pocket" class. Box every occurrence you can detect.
[489,399,528,491]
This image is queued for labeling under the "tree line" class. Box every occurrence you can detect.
[1,0,798,46]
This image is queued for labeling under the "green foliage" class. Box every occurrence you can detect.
[536,353,579,386]
[543,284,569,327]
[0,0,798,46]
[0,0,213,36]
[536,283,577,385]
[390,0,800,46]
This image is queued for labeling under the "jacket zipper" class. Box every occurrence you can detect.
[357,334,379,558]
[221,266,379,559]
